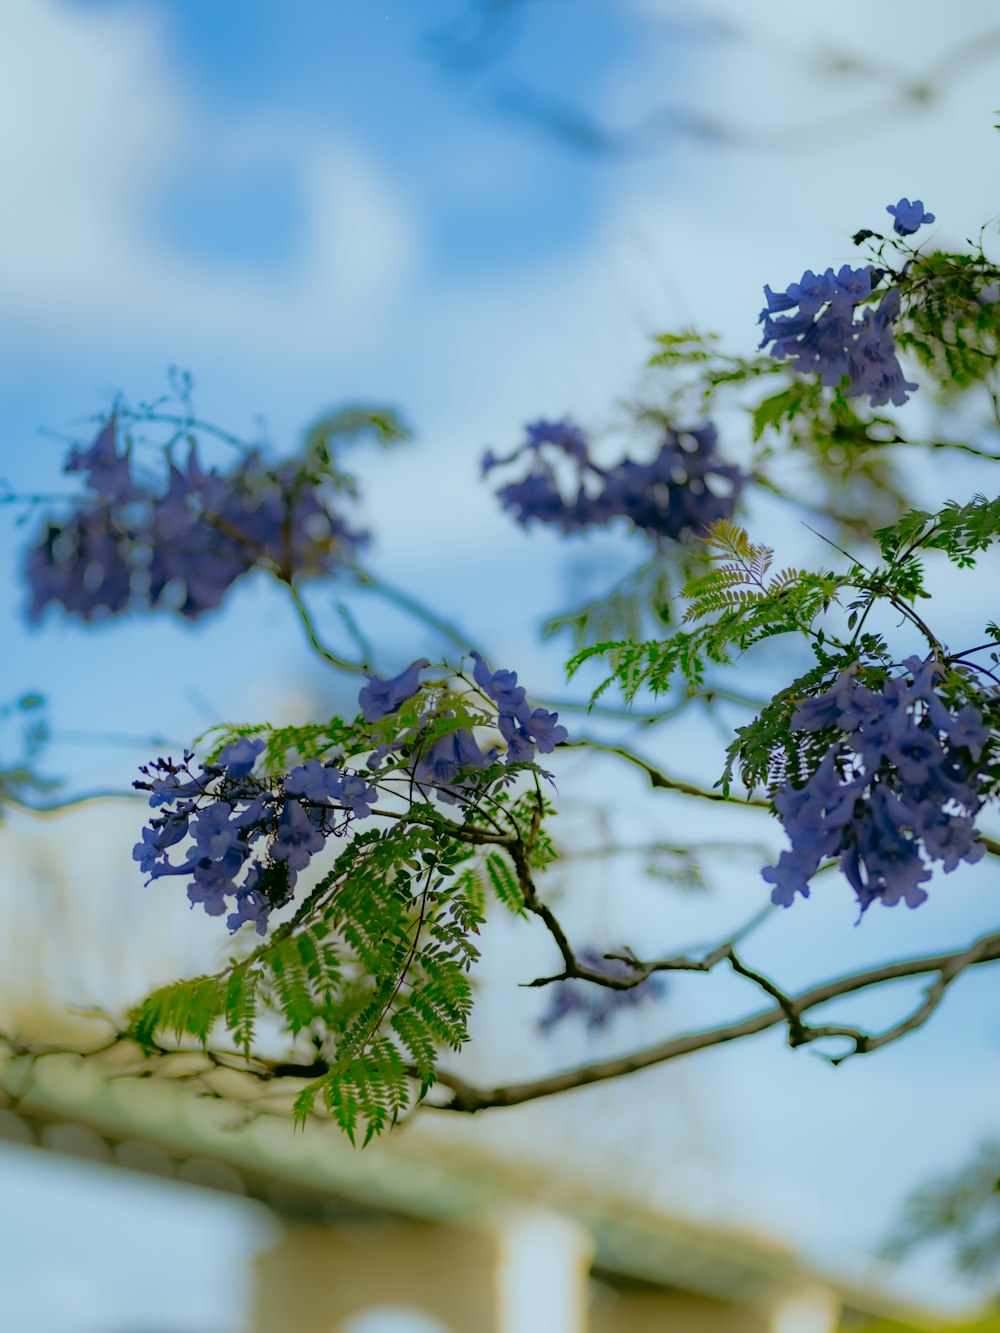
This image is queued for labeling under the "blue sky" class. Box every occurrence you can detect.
[3,0,1000,1328]
[123,0,650,278]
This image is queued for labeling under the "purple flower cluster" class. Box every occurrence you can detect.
[26,419,367,623]
[359,659,430,723]
[470,651,568,762]
[886,198,935,237]
[361,654,568,804]
[759,265,918,408]
[538,949,666,1033]
[763,657,989,914]
[136,656,568,930]
[483,418,744,541]
[134,739,376,935]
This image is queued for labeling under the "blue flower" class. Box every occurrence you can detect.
[844,791,931,910]
[190,801,245,860]
[414,728,492,788]
[785,269,838,318]
[28,430,369,625]
[947,705,989,762]
[488,419,742,541]
[358,659,429,723]
[520,707,568,754]
[186,850,246,916]
[759,259,917,407]
[226,877,272,936]
[538,948,666,1033]
[886,198,935,236]
[766,655,988,913]
[215,737,265,778]
[887,727,944,786]
[524,419,590,460]
[470,652,529,716]
[848,290,918,407]
[270,799,325,871]
[285,759,345,803]
[338,773,377,819]
[831,265,873,310]
[25,506,135,622]
[64,418,143,504]
[132,824,181,875]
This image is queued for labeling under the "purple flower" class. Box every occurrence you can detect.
[226,878,272,936]
[270,799,325,871]
[762,845,820,908]
[538,948,666,1033]
[524,419,589,460]
[145,774,203,809]
[215,737,266,779]
[487,418,742,542]
[520,707,568,754]
[498,712,537,765]
[844,791,932,910]
[232,794,273,836]
[285,759,345,803]
[495,468,577,530]
[785,269,837,318]
[759,258,917,407]
[790,692,841,733]
[25,507,135,623]
[887,728,944,786]
[470,652,530,716]
[414,728,493,788]
[64,419,143,504]
[948,705,989,762]
[27,429,369,626]
[186,850,246,917]
[358,659,429,723]
[338,773,376,819]
[766,655,988,913]
[851,707,909,772]
[132,816,188,874]
[831,264,873,311]
[848,291,918,407]
[190,801,244,860]
[886,198,935,237]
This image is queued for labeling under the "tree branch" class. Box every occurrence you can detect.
[6,930,998,1121]
[5,789,143,817]
[428,928,1000,1112]
[285,580,366,673]
[563,738,769,807]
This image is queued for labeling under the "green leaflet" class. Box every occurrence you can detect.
[485,851,526,914]
[567,521,844,704]
[126,803,535,1143]
[876,494,1000,568]
[898,249,1000,396]
[751,385,807,441]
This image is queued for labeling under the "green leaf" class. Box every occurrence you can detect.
[485,851,525,914]
[751,386,805,441]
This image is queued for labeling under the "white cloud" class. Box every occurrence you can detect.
[0,0,417,360]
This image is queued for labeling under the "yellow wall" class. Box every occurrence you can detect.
[252,1218,499,1333]
[591,1281,771,1333]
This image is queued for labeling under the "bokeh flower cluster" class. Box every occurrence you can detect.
[26,418,366,622]
[483,418,744,541]
[538,948,666,1033]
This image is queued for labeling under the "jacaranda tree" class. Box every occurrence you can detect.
[4,190,1000,1166]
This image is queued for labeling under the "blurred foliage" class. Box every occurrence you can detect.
[884,1143,1000,1288]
